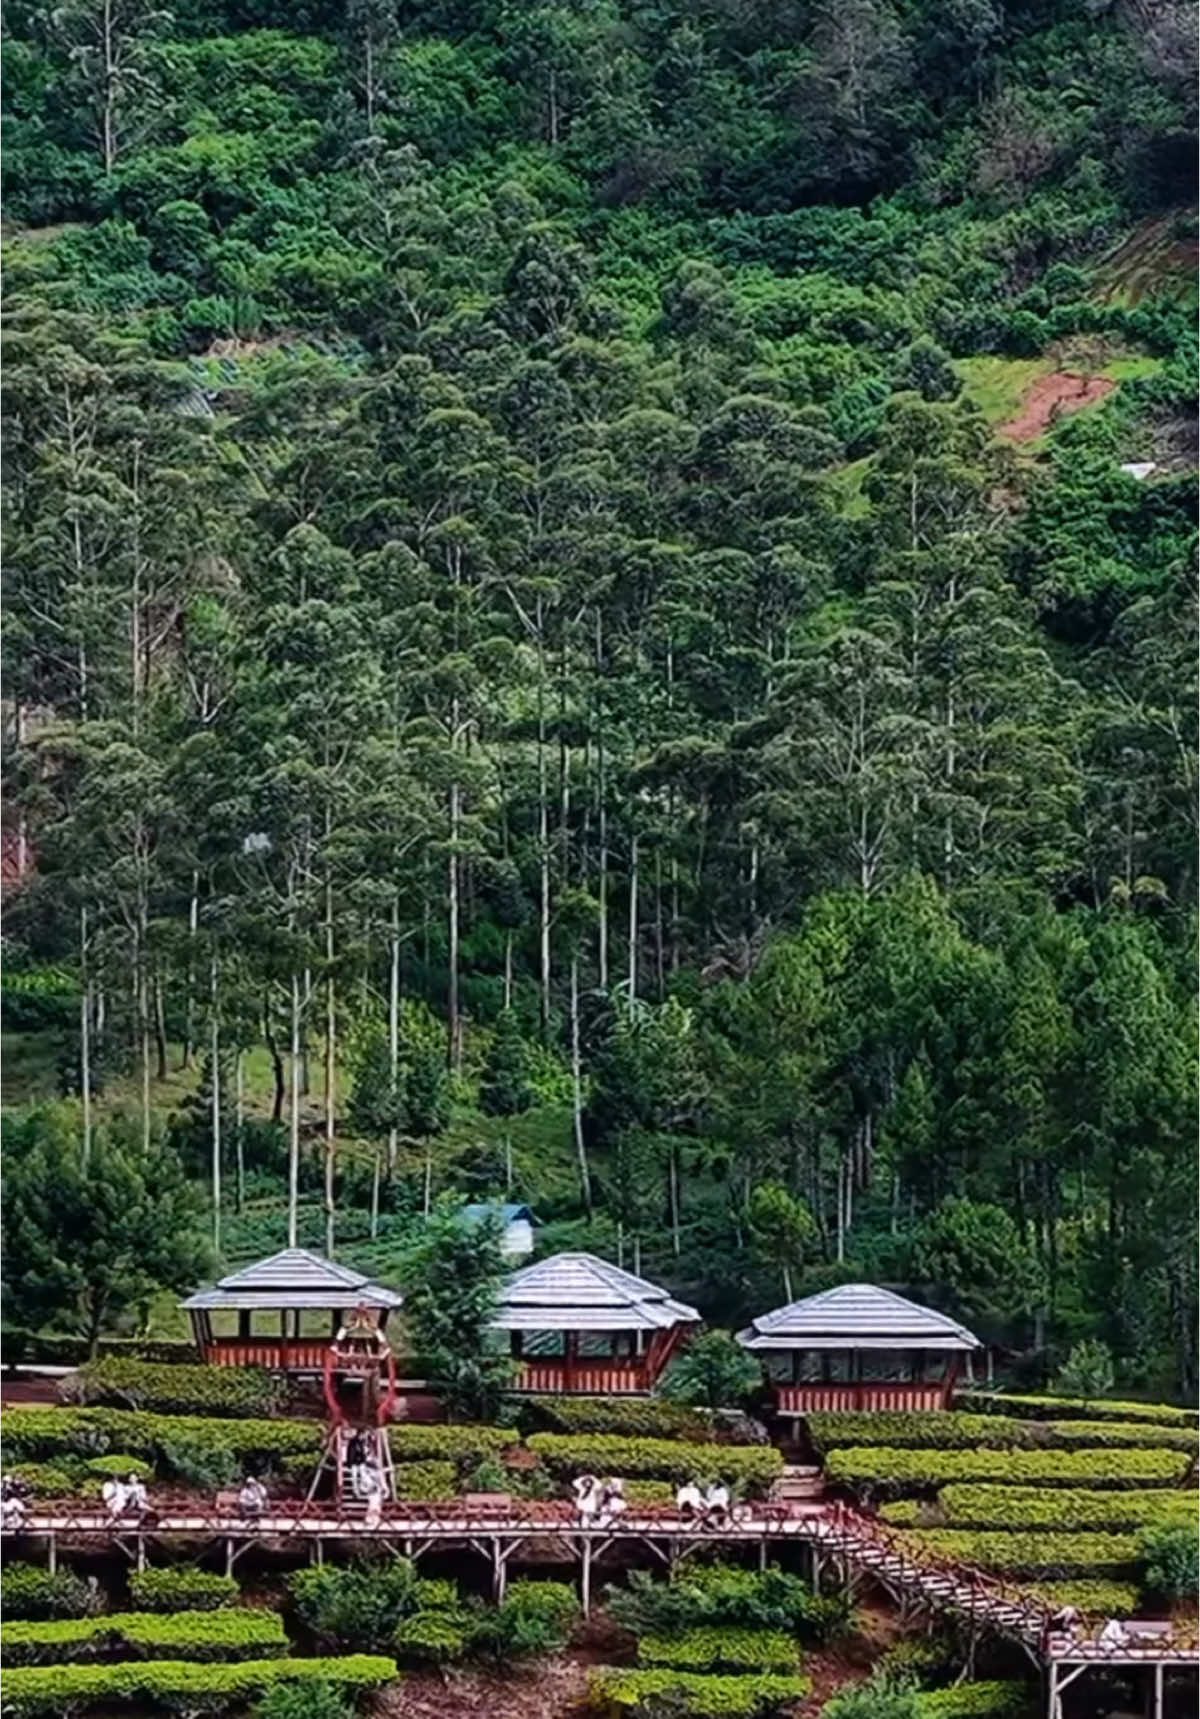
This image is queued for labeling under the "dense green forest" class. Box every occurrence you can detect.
[2,0,1197,1393]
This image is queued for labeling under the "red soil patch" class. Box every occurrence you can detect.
[999,371,1114,441]
[369,1658,593,1719]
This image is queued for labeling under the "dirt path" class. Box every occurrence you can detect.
[370,1659,593,1719]
[999,371,1114,441]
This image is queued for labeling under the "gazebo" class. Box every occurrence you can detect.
[491,1252,700,1395]
[737,1283,980,1417]
[181,1248,403,1372]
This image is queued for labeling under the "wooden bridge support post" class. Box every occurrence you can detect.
[758,1538,768,1572]
[47,1534,56,1574]
[491,1537,507,1604]
[1153,1663,1163,1719]
[136,1535,146,1573]
[581,1535,592,1617]
[225,1538,235,1577]
[1047,1661,1056,1719]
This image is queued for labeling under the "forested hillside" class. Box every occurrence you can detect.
[2,0,1197,1393]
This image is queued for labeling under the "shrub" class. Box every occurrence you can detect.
[519,1396,716,1441]
[1028,1580,1140,1617]
[393,1460,458,1501]
[929,1485,1198,1532]
[1,1608,288,1666]
[83,1454,154,1481]
[917,1683,1035,1719]
[394,1609,471,1665]
[288,1558,418,1653]
[902,1529,1141,1575]
[625,1480,675,1506]
[0,1655,399,1718]
[659,1332,762,1411]
[824,1445,1190,1497]
[607,1565,845,1643]
[526,1433,782,1492]
[253,1683,353,1719]
[388,1424,517,1463]
[589,1667,808,1716]
[162,1431,239,1490]
[0,1408,322,1473]
[806,1412,1195,1454]
[822,1674,921,1719]
[954,1393,1196,1429]
[2,1565,102,1621]
[638,1628,799,1673]
[469,1580,579,1661]
[466,1455,510,1493]
[1139,1522,1199,1601]
[3,1460,83,1496]
[411,1579,460,1611]
[128,1569,240,1612]
[1054,1342,1114,1405]
[62,1359,288,1420]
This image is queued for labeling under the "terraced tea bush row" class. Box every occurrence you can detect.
[638,1627,799,1672]
[1,1607,287,1666]
[0,1408,321,1472]
[826,1445,1190,1496]
[62,1359,288,1420]
[1029,1579,1140,1617]
[127,1569,240,1612]
[918,1682,1036,1719]
[388,1424,517,1462]
[2,1565,103,1621]
[589,1666,809,1716]
[807,1412,1196,1454]
[526,1434,782,1491]
[929,1484,1197,1531]
[903,1529,1141,1575]
[0,1654,398,1717]
[955,1394,1197,1428]
[393,1460,459,1500]
[518,1396,717,1441]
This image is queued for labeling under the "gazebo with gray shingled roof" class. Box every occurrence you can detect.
[181,1248,403,1373]
[737,1283,980,1418]
[491,1251,700,1395]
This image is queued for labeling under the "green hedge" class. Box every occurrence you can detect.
[807,1411,1196,1454]
[4,1332,199,1369]
[63,1359,288,1421]
[0,1408,321,1473]
[825,1445,1190,1496]
[931,1485,1199,1531]
[83,1454,154,1481]
[1028,1579,1140,1617]
[903,1529,1141,1576]
[411,1579,460,1611]
[0,1655,398,1717]
[519,1396,717,1441]
[526,1434,782,1492]
[128,1569,240,1612]
[2,1565,103,1621]
[955,1393,1197,1428]
[1,1607,287,1666]
[393,1608,471,1664]
[3,1460,85,1497]
[589,1668,808,1716]
[393,1460,459,1500]
[917,1682,1035,1719]
[388,1424,516,1462]
[638,1629,799,1673]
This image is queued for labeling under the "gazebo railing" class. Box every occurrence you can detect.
[202,1338,330,1370]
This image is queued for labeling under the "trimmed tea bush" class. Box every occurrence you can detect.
[1029,1579,1140,1617]
[918,1684,1034,1719]
[3,1565,102,1621]
[0,1408,321,1472]
[930,1485,1198,1531]
[2,1607,287,1666]
[411,1579,460,1611]
[607,1564,846,1642]
[825,1445,1190,1496]
[526,1433,782,1492]
[520,1396,716,1441]
[389,1424,517,1463]
[1139,1522,1199,1601]
[590,1667,808,1716]
[469,1580,579,1661]
[903,1529,1141,1575]
[0,1655,398,1718]
[62,1359,288,1420]
[128,1568,240,1612]
[83,1454,154,1481]
[955,1393,1197,1428]
[288,1558,419,1653]
[638,1628,799,1672]
[807,1412,1195,1454]
[3,1460,83,1496]
[393,1460,458,1501]
[393,1609,471,1665]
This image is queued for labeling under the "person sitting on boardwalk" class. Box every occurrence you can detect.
[238,1475,268,1518]
[101,1477,129,1520]
[572,1474,601,1523]
[597,1477,627,1525]
[124,1473,149,1516]
[1098,1618,1127,1649]
[703,1480,730,1527]
[675,1479,703,1520]
[361,1465,385,1530]
[1,1478,27,1531]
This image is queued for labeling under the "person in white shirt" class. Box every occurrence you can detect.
[675,1480,703,1520]
[703,1480,730,1526]
[238,1476,268,1518]
[1,1489,27,1531]
[101,1477,128,1520]
[572,1474,600,1523]
[124,1474,149,1515]
[597,1477,627,1525]
[361,1465,385,1529]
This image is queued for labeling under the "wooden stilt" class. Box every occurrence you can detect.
[758,1538,767,1571]
[1047,1662,1056,1719]
[492,1537,507,1603]
[225,1538,234,1576]
[1153,1664,1163,1719]
[581,1535,593,1616]
[47,1534,56,1574]
[136,1535,146,1572]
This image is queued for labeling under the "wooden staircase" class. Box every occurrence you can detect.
[771,1464,827,1507]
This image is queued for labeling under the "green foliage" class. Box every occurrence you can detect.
[393,1608,471,1665]
[589,1667,809,1716]
[161,1431,239,1490]
[521,1395,718,1440]
[0,1656,398,1718]
[607,1565,844,1643]
[2,1565,103,1621]
[825,1445,1192,1496]
[65,1358,288,1420]
[1,1607,288,1666]
[1028,1580,1140,1617]
[3,1459,85,1497]
[468,1579,579,1660]
[480,1011,533,1117]
[392,1460,458,1501]
[660,1332,762,1410]
[917,1685,1035,1719]
[287,1558,418,1654]
[921,1484,1199,1532]
[527,1434,783,1492]
[252,1682,353,1719]
[0,1407,321,1473]
[82,1453,154,1481]
[388,1424,517,1462]
[807,1411,1196,1454]
[956,1394,1197,1428]
[128,1569,240,1612]
[401,1201,511,1420]
[1138,1522,1199,1601]
[822,1675,921,1719]
[638,1629,799,1673]
[903,1529,1142,1575]
[1055,1342,1116,1404]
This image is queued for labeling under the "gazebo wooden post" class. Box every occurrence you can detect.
[565,1330,577,1391]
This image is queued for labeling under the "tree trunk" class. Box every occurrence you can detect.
[448,774,461,1069]
[627,832,639,1001]
[388,892,400,1174]
[596,612,608,987]
[289,970,302,1248]
[182,877,199,1069]
[570,953,591,1210]
[80,905,92,1164]
[153,976,168,1081]
[370,1149,380,1240]
[538,655,551,1034]
[210,955,221,1256]
[235,1049,245,1216]
[264,994,285,1124]
[324,855,336,1259]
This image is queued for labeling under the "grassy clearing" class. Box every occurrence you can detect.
[953,357,1052,424]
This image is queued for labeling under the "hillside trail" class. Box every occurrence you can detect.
[1000,371,1114,440]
